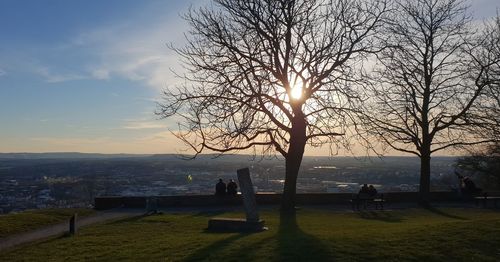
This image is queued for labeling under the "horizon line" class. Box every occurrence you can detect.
[0,151,462,158]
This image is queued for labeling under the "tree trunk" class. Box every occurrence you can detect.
[419,149,431,206]
[281,148,304,214]
[281,115,307,216]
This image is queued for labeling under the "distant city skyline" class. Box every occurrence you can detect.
[1,0,498,155]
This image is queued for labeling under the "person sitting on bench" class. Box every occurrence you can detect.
[359,184,369,195]
[456,172,482,196]
[368,185,378,197]
[462,176,482,195]
[353,184,379,210]
[227,179,238,196]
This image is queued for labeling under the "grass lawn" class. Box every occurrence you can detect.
[1,207,499,261]
[0,208,95,238]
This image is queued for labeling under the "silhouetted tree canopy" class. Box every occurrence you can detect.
[158,0,388,214]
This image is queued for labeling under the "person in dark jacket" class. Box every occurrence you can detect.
[462,176,482,195]
[227,179,238,196]
[359,184,369,194]
[368,185,378,197]
[456,172,482,195]
[215,179,226,196]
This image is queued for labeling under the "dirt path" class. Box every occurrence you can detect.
[0,208,144,251]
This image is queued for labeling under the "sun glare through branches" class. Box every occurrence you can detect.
[290,79,304,100]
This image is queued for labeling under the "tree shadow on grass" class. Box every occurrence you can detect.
[106,212,178,225]
[275,215,335,261]
[106,214,149,225]
[183,233,250,261]
[183,214,336,261]
[219,214,336,261]
[357,211,404,223]
[190,210,229,217]
[424,206,468,220]
[108,211,231,226]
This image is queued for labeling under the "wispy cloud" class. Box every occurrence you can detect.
[62,4,190,90]
[1,2,192,89]
[90,68,110,80]
[35,66,86,83]
[31,136,111,146]
[122,120,164,130]
[135,96,161,103]
[0,68,6,77]
[139,131,174,141]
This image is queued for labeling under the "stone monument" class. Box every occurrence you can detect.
[69,213,77,235]
[208,168,266,232]
[146,196,159,215]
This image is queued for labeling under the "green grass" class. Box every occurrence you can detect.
[1,207,500,261]
[0,208,95,238]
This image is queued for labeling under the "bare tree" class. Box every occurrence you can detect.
[364,0,494,204]
[457,15,500,190]
[468,14,500,143]
[157,0,387,214]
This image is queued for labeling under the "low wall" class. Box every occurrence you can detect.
[94,191,488,210]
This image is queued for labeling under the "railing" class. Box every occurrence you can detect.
[94,191,495,210]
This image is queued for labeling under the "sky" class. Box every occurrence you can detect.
[0,0,499,156]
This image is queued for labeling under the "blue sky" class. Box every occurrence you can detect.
[0,0,197,153]
[0,0,498,155]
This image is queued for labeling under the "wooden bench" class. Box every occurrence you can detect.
[350,194,385,210]
[474,194,500,208]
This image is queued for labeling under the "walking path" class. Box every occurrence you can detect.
[0,208,144,251]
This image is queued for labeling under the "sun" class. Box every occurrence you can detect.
[290,79,303,100]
